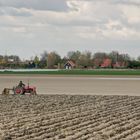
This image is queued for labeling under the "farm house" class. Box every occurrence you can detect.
[64,60,76,69]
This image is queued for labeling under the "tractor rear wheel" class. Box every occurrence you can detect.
[14,87,24,95]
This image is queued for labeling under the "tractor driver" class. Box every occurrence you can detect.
[18,81,25,88]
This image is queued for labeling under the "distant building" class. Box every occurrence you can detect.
[113,61,126,68]
[101,58,112,68]
[8,58,14,62]
[113,62,121,68]
[64,60,76,69]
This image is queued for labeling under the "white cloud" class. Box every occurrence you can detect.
[113,0,140,6]
[120,5,140,24]
[0,7,32,17]
[0,0,139,40]
[0,0,69,11]
[0,0,140,58]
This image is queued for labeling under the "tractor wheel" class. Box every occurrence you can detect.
[14,87,24,95]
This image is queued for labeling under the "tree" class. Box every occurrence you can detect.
[0,55,4,64]
[40,51,48,68]
[137,56,140,61]
[93,52,108,68]
[78,51,92,68]
[118,54,130,68]
[128,60,140,68]
[34,56,40,68]
[109,51,119,64]
[47,52,61,69]
[67,51,81,60]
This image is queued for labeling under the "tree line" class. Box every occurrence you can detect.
[0,51,140,69]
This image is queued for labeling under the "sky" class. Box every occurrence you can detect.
[0,0,140,60]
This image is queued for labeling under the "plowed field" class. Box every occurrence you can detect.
[0,95,140,140]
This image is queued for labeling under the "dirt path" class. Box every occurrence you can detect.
[0,75,139,95]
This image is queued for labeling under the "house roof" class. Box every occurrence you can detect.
[65,60,76,67]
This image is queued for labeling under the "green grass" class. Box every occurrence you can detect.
[0,69,140,75]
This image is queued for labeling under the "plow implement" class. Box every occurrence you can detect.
[2,88,13,95]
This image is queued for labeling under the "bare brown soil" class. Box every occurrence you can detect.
[0,95,140,140]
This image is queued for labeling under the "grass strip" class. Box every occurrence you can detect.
[0,69,140,75]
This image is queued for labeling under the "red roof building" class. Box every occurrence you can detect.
[101,58,112,68]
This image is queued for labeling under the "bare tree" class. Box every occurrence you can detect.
[34,56,40,68]
[78,51,92,68]
[137,56,140,61]
[93,52,108,68]
[67,51,81,60]
[109,51,119,63]
[47,52,61,69]
[40,51,48,68]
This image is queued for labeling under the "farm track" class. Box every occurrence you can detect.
[0,95,140,140]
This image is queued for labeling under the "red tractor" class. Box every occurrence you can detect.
[13,85,37,95]
[2,81,37,95]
